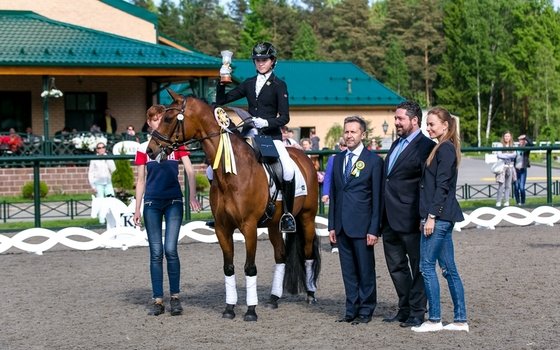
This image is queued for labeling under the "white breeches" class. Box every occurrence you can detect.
[273,139,295,181]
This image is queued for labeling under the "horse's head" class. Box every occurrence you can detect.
[146,89,199,160]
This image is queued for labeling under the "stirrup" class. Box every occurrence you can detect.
[280,213,296,232]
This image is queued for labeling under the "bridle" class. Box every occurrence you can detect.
[149,97,228,155]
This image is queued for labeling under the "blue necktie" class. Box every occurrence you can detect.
[388,138,406,173]
[344,152,354,182]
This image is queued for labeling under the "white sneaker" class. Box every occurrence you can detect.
[503,201,510,207]
[495,201,501,207]
[411,321,443,332]
[443,323,469,332]
[331,247,339,254]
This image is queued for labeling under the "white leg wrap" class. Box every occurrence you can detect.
[271,263,286,297]
[246,275,258,306]
[305,259,317,292]
[225,274,237,305]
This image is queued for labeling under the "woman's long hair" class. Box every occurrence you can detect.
[426,106,461,168]
[501,131,513,147]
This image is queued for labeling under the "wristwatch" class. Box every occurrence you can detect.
[428,214,436,219]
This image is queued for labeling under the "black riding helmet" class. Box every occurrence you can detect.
[252,42,277,59]
[252,42,277,70]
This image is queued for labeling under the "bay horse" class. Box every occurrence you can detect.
[146,90,321,321]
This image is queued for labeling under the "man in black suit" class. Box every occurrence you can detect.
[381,101,435,327]
[328,115,383,325]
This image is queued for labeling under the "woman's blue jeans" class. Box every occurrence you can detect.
[420,219,467,323]
[514,168,527,204]
[143,198,184,299]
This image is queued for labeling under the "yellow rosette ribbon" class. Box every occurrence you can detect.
[351,160,365,178]
[212,107,237,174]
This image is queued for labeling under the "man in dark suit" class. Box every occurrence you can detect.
[381,101,436,327]
[328,115,383,325]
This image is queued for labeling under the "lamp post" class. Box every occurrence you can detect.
[382,120,389,135]
[41,76,63,155]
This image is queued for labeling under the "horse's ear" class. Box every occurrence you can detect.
[166,88,181,102]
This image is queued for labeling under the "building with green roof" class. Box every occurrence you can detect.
[0,0,403,151]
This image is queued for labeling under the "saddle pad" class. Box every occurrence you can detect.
[265,157,307,200]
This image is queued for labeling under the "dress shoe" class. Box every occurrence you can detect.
[351,315,372,325]
[400,316,424,327]
[411,321,443,332]
[443,322,469,332]
[383,313,409,323]
[336,315,355,323]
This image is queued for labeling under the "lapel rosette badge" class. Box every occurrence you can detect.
[351,160,365,178]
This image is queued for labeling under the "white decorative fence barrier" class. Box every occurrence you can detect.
[0,207,558,255]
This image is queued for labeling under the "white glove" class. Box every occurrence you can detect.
[220,65,232,76]
[252,117,268,129]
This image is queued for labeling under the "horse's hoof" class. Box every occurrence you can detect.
[306,292,317,305]
[244,306,258,321]
[222,304,236,320]
[264,295,279,309]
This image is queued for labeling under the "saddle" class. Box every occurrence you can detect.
[214,106,284,227]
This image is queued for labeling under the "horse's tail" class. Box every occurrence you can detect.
[283,218,321,295]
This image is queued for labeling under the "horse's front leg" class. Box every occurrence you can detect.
[265,220,286,310]
[241,224,259,321]
[216,230,237,320]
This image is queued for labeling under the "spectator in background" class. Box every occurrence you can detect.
[123,124,140,143]
[90,123,101,133]
[300,137,312,151]
[514,134,533,206]
[281,126,301,149]
[310,128,320,150]
[96,108,118,134]
[7,128,23,154]
[321,137,347,253]
[23,127,41,144]
[495,131,517,207]
[88,142,116,199]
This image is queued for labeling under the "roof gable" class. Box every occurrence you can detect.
[0,11,220,68]
[231,60,404,107]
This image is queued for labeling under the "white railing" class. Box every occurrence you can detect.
[1,208,558,255]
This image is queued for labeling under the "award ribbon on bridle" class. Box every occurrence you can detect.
[213,107,237,174]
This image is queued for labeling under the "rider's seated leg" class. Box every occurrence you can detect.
[273,139,296,232]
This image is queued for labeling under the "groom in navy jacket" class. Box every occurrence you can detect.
[328,115,383,325]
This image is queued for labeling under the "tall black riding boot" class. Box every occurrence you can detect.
[280,179,296,232]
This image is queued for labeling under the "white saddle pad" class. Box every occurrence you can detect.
[266,157,307,200]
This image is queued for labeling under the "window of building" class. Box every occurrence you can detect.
[64,92,107,131]
[0,91,31,132]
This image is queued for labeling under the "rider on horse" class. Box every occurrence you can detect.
[216,42,297,232]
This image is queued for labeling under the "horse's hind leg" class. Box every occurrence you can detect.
[242,227,259,321]
[264,223,286,309]
[301,212,321,304]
